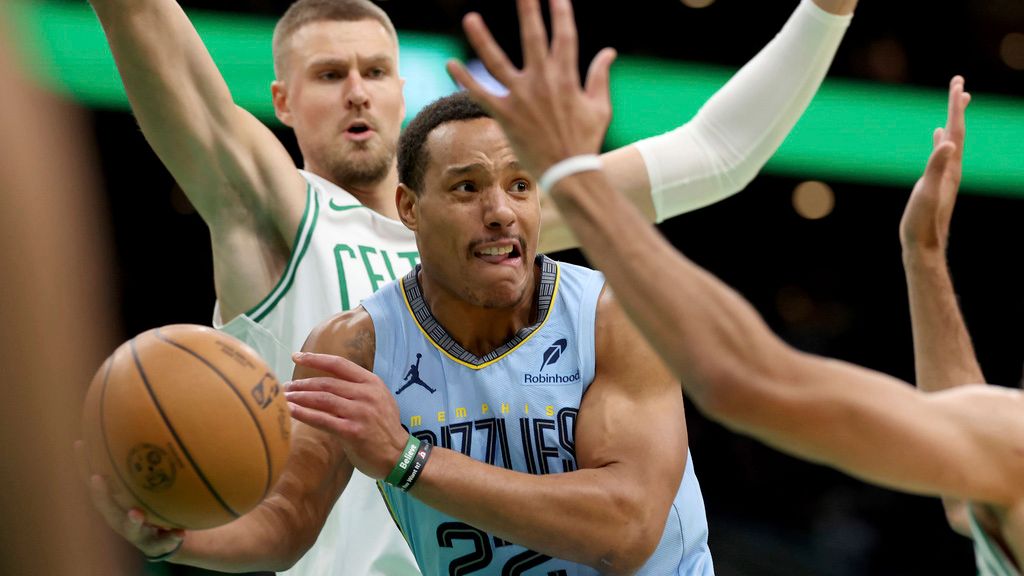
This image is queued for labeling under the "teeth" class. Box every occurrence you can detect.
[479,245,513,256]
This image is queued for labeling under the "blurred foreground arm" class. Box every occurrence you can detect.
[538,0,854,252]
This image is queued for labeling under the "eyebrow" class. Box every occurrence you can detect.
[442,160,525,177]
[306,54,394,69]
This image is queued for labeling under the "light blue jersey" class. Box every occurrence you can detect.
[362,255,714,575]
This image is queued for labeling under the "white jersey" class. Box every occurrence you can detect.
[970,507,1021,576]
[215,170,421,576]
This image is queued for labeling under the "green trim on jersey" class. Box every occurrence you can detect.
[969,507,1020,576]
[245,184,320,323]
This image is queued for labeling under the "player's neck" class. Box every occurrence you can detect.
[418,269,539,358]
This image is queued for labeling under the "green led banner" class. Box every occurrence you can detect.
[11,2,1024,196]
[608,57,1024,196]
[12,1,463,120]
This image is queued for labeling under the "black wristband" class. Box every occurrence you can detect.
[143,538,184,563]
[397,441,432,492]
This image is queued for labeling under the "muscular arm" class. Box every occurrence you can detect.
[548,169,1024,510]
[411,291,686,574]
[88,0,306,319]
[538,0,855,253]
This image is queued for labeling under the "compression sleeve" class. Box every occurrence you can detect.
[633,0,853,223]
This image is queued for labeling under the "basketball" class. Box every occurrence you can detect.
[82,324,291,530]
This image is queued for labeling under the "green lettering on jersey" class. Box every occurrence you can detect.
[359,245,387,293]
[335,245,421,311]
[397,251,420,269]
[334,244,357,311]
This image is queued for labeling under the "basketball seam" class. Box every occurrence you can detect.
[131,336,243,519]
[99,347,180,528]
[153,328,275,502]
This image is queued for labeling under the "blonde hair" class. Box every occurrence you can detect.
[272,0,398,79]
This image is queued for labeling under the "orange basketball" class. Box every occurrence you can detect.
[82,324,291,530]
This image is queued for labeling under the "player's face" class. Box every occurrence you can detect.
[411,118,540,309]
[276,19,405,189]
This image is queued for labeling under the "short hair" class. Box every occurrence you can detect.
[272,0,398,79]
[398,92,491,195]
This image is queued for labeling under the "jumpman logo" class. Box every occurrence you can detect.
[397,353,436,394]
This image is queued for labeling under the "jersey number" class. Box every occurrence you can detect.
[436,522,567,576]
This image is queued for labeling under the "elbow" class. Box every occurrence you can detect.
[686,358,759,425]
[590,494,664,575]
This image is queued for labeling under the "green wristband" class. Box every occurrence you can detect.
[385,435,421,487]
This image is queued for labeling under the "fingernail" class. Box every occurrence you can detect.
[292,352,307,360]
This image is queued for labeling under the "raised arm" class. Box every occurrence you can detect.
[288,292,687,574]
[898,75,982,535]
[536,0,855,253]
[450,0,1024,516]
[88,0,306,317]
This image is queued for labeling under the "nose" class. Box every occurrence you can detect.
[345,71,369,109]
[483,186,516,231]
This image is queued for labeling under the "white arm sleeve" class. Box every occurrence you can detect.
[634,0,852,223]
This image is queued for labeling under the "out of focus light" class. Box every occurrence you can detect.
[863,38,908,83]
[1000,33,1024,71]
[681,0,716,8]
[792,181,835,220]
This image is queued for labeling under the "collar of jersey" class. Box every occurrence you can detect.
[399,255,560,370]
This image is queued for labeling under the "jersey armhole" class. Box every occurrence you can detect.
[244,182,319,323]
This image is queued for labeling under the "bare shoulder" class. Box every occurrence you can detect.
[301,307,377,372]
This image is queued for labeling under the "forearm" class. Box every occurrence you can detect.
[548,172,784,399]
[903,250,984,392]
[634,0,852,222]
[172,495,308,572]
[174,430,351,572]
[412,448,658,573]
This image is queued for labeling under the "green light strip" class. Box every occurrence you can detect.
[12,2,1024,196]
[608,57,1024,196]
[13,1,462,120]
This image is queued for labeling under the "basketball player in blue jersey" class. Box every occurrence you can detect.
[453,0,1024,573]
[82,0,857,572]
[284,91,714,574]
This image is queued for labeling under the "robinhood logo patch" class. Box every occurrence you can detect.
[525,339,579,384]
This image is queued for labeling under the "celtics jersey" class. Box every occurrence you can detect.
[970,507,1020,576]
[215,170,421,576]
[362,256,715,575]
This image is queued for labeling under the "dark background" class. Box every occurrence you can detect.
[86,0,1024,574]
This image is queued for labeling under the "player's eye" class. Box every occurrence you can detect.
[453,181,477,193]
[510,179,531,194]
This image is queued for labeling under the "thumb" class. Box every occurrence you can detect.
[585,47,617,103]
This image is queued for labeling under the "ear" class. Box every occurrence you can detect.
[397,183,419,231]
[271,80,294,127]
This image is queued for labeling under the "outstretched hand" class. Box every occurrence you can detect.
[286,352,408,480]
[899,76,971,255]
[446,0,616,181]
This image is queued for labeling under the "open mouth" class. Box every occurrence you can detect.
[474,242,522,264]
[345,121,374,138]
